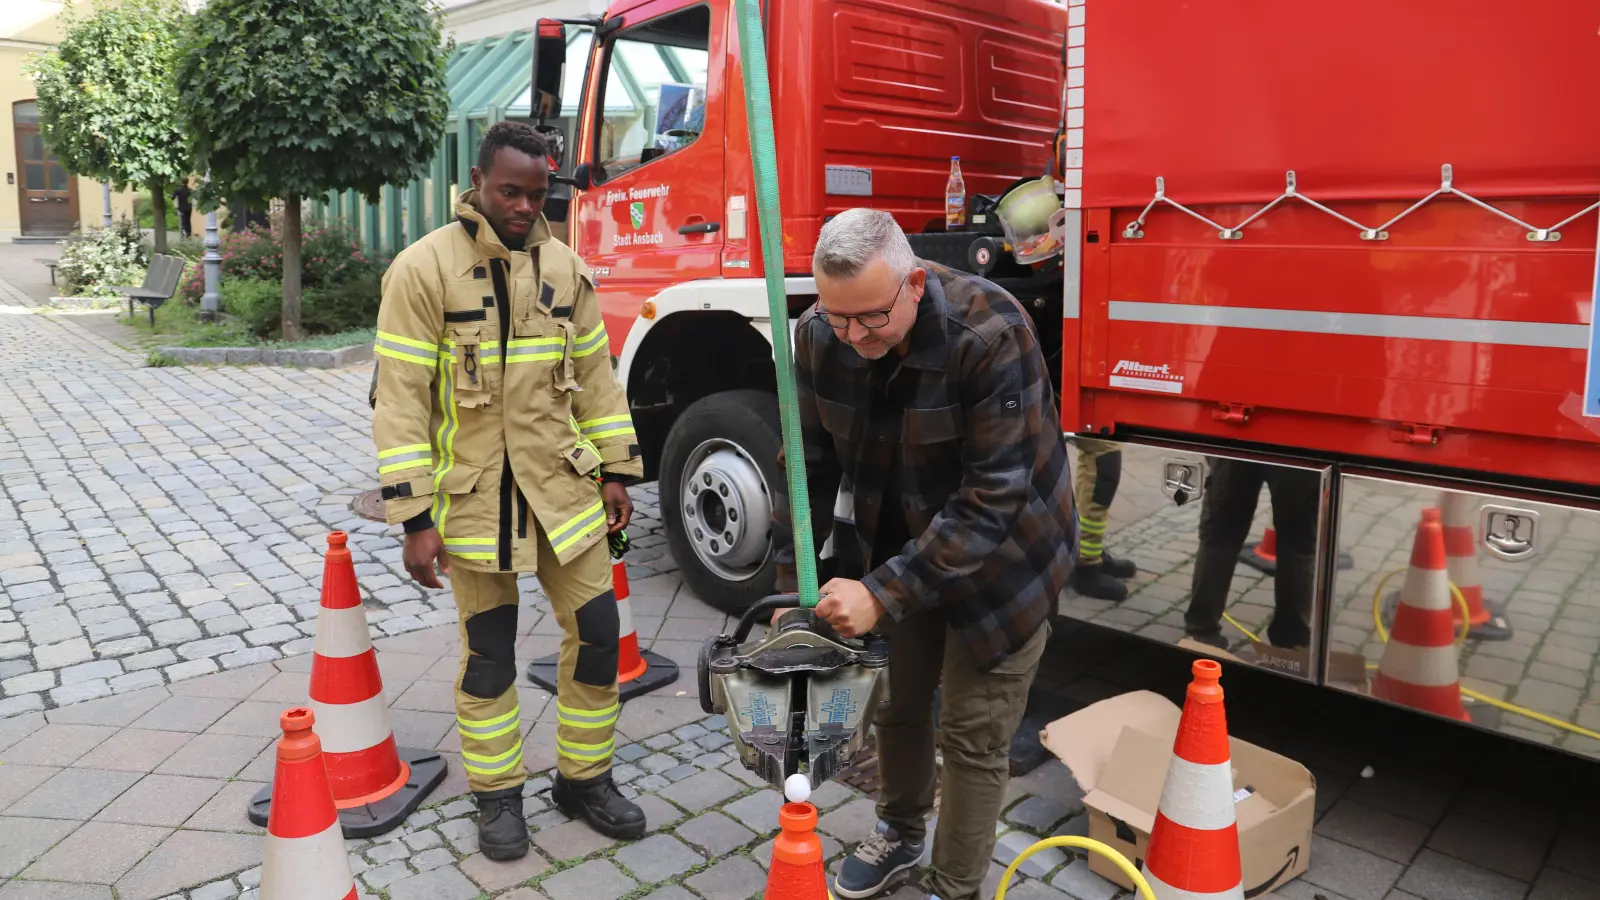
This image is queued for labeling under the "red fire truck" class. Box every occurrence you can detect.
[531,0,1600,763]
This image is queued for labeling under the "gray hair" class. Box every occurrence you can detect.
[812,208,917,281]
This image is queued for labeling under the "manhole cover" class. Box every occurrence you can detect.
[352,488,386,522]
[835,736,942,806]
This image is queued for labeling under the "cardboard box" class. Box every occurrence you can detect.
[1041,690,1316,896]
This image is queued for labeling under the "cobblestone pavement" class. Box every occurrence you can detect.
[1062,443,1600,760]
[3,248,1600,900]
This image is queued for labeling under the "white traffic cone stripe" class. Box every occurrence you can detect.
[263,820,356,900]
[1377,645,1461,688]
[618,593,636,641]
[308,694,394,754]
[313,606,375,659]
[1154,757,1238,832]
[1399,566,1451,612]
[1142,865,1245,900]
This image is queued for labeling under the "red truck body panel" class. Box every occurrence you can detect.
[1068,0,1600,488]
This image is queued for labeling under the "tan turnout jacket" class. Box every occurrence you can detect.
[371,191,642,573]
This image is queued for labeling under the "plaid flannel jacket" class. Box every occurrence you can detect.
[773,260,1078,670]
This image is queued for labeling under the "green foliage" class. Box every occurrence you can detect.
[177,218,388,305]
[174,0,452,211]
[220,277,286,337]
[136,194,181,231]
[57,218,152,297]
[23,0,192,193]
[168,236,206,262]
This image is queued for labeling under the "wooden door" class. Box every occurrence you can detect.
[13,100,78,236]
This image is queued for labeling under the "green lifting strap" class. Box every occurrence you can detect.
[734,0,819,609]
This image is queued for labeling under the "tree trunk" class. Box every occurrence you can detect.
[282,196,303,341]
[150,182,168,254]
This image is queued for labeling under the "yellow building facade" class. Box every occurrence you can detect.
[2,1,140,242]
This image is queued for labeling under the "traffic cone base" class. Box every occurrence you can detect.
[260,708,360,900]
[248,532,448,837]
[1438,492,1514,642]
[1238,526,1353,574]
[527,558,681,701]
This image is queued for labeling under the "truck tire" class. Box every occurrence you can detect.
[661,390,784,615]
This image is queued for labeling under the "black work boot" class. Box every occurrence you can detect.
[474,787,529,860]
[1101,550,1138,580]
[1073,562,1128,602]
[552,771,646,840]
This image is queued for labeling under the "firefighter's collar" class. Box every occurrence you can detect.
[453,189,553,266]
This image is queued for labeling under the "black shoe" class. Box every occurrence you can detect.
[1184,630,1230,650]
[1101,551,1138,580]
[552,771,646,840]
[1073,562,1128,602]
[474,787,529,860]
[834,821,924,899]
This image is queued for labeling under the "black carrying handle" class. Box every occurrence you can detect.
[730,593,800,643]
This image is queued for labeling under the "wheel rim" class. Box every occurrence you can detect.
[679,437,772,583]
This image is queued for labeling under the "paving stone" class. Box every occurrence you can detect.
[532,819,617,860]
[1317,798,1432,864]
[5,768,141,821]
[33,639,92,669]
[155,733,269,778]
[410,848,456,872]
[1303,836,1407,900]
[94,773,226,827]
[1006,795,1075,834]
[1528,867,1600,900]
[21,821,170,884]
[685,856,767,900]
[541,859,638,900]
[0,816,81,879]
[614,833,706,884]
[132,696,236,733]
[636,792,686,832]
[380,865,481,900]
[1394,849,1531,900]
[75,728,193,773]
[112,830,263,900]
[361,861,413,890]
[1049,859,1120,900]
[676,810,757,857]
[721,789,782,833]
[656,769,743,814]
[1425,810,1550,882]
[817,796,881,842]
[460,849,551,891]
[635,888,698,900]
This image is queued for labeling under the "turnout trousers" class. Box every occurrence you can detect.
[1072,437,1122,565]
[450,522,619,793]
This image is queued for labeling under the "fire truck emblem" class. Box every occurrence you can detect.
[630,201,646,230]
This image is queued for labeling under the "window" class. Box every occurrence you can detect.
[593,5,710,184]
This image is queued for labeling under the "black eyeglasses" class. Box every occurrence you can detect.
[816,274,907,331]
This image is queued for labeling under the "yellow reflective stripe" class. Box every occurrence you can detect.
[377,443,433,474]
[549,501,606,554]
[578,414,635,440]
[557,702,619,729]
[459,707,520,730]
[459,707,521,740]
[430,359,461,531]
[557,736,614,761]
[462,743,525,776]
[571,324,608,358]
[444,537,496,560]
[379,443,432,459]
[504,337,566,364]
[376,332,439,365]
[505,337,565,348]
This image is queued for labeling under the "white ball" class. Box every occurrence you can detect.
[1360,765,1375,779]
[784,773,812,803]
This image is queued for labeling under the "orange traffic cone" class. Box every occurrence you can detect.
[1142,659,1244,899]
[1241,525,1354,574]
[1438,492,1513,641]
[249,532,447,837]
[1371,508,1471,722]
[764,801,828,900]
[260,708,358,900]
[526,558,680,701]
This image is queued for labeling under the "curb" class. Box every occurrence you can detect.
[152,341,374,369]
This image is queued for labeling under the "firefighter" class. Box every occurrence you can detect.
[1071,438,1138,601]
[371,121,646,860]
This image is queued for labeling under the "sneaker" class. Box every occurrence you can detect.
[834,821,925,899]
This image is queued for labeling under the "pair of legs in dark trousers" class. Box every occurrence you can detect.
[1184,457,1320,649]
[851,610,1048,900]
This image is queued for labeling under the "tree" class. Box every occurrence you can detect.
[175,0,451,341]
[24,0,192,254]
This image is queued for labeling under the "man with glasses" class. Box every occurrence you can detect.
[771,208,1078,900]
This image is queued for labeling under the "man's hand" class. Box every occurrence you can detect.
[403,528,451,590]
[602,481,633,535]
[816,578,886,639]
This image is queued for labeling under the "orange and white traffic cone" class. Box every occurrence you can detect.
[1142,659,1245,900]
[249,532,447,837]
[526,558,680,702]
[1438,491,1513,641]
[766,801,828,900]
[1370,508,1471,722]
[1240,525,1354,575]
[260,708,358,900]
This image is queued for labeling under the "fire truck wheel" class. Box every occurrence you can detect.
[661,389,784,615]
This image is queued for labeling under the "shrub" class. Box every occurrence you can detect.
[177,217,387,309]
[57,218,150,297]
[168,236,206,262]
[302,272,382,336]
[221,277,289,338]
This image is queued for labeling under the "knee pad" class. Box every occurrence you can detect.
[461,604,518,698]
[572,589,620,687]
[1091,450,1122,508]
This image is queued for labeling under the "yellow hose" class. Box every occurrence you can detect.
[1369,570,1470,646]
[994,836,1158,900]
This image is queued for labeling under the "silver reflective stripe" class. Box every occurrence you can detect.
[376,336,437,362]
[505,344,562,359]
[583,422,633,438]
[549,503,605,548]
[1061,209,1082,320]
[573,328,607,355]
[380,449,429,466]
[444,540,496,554]
[1108,301,1587,350]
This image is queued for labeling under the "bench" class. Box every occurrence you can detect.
[113,254,185,327]
[37,259,57,285]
